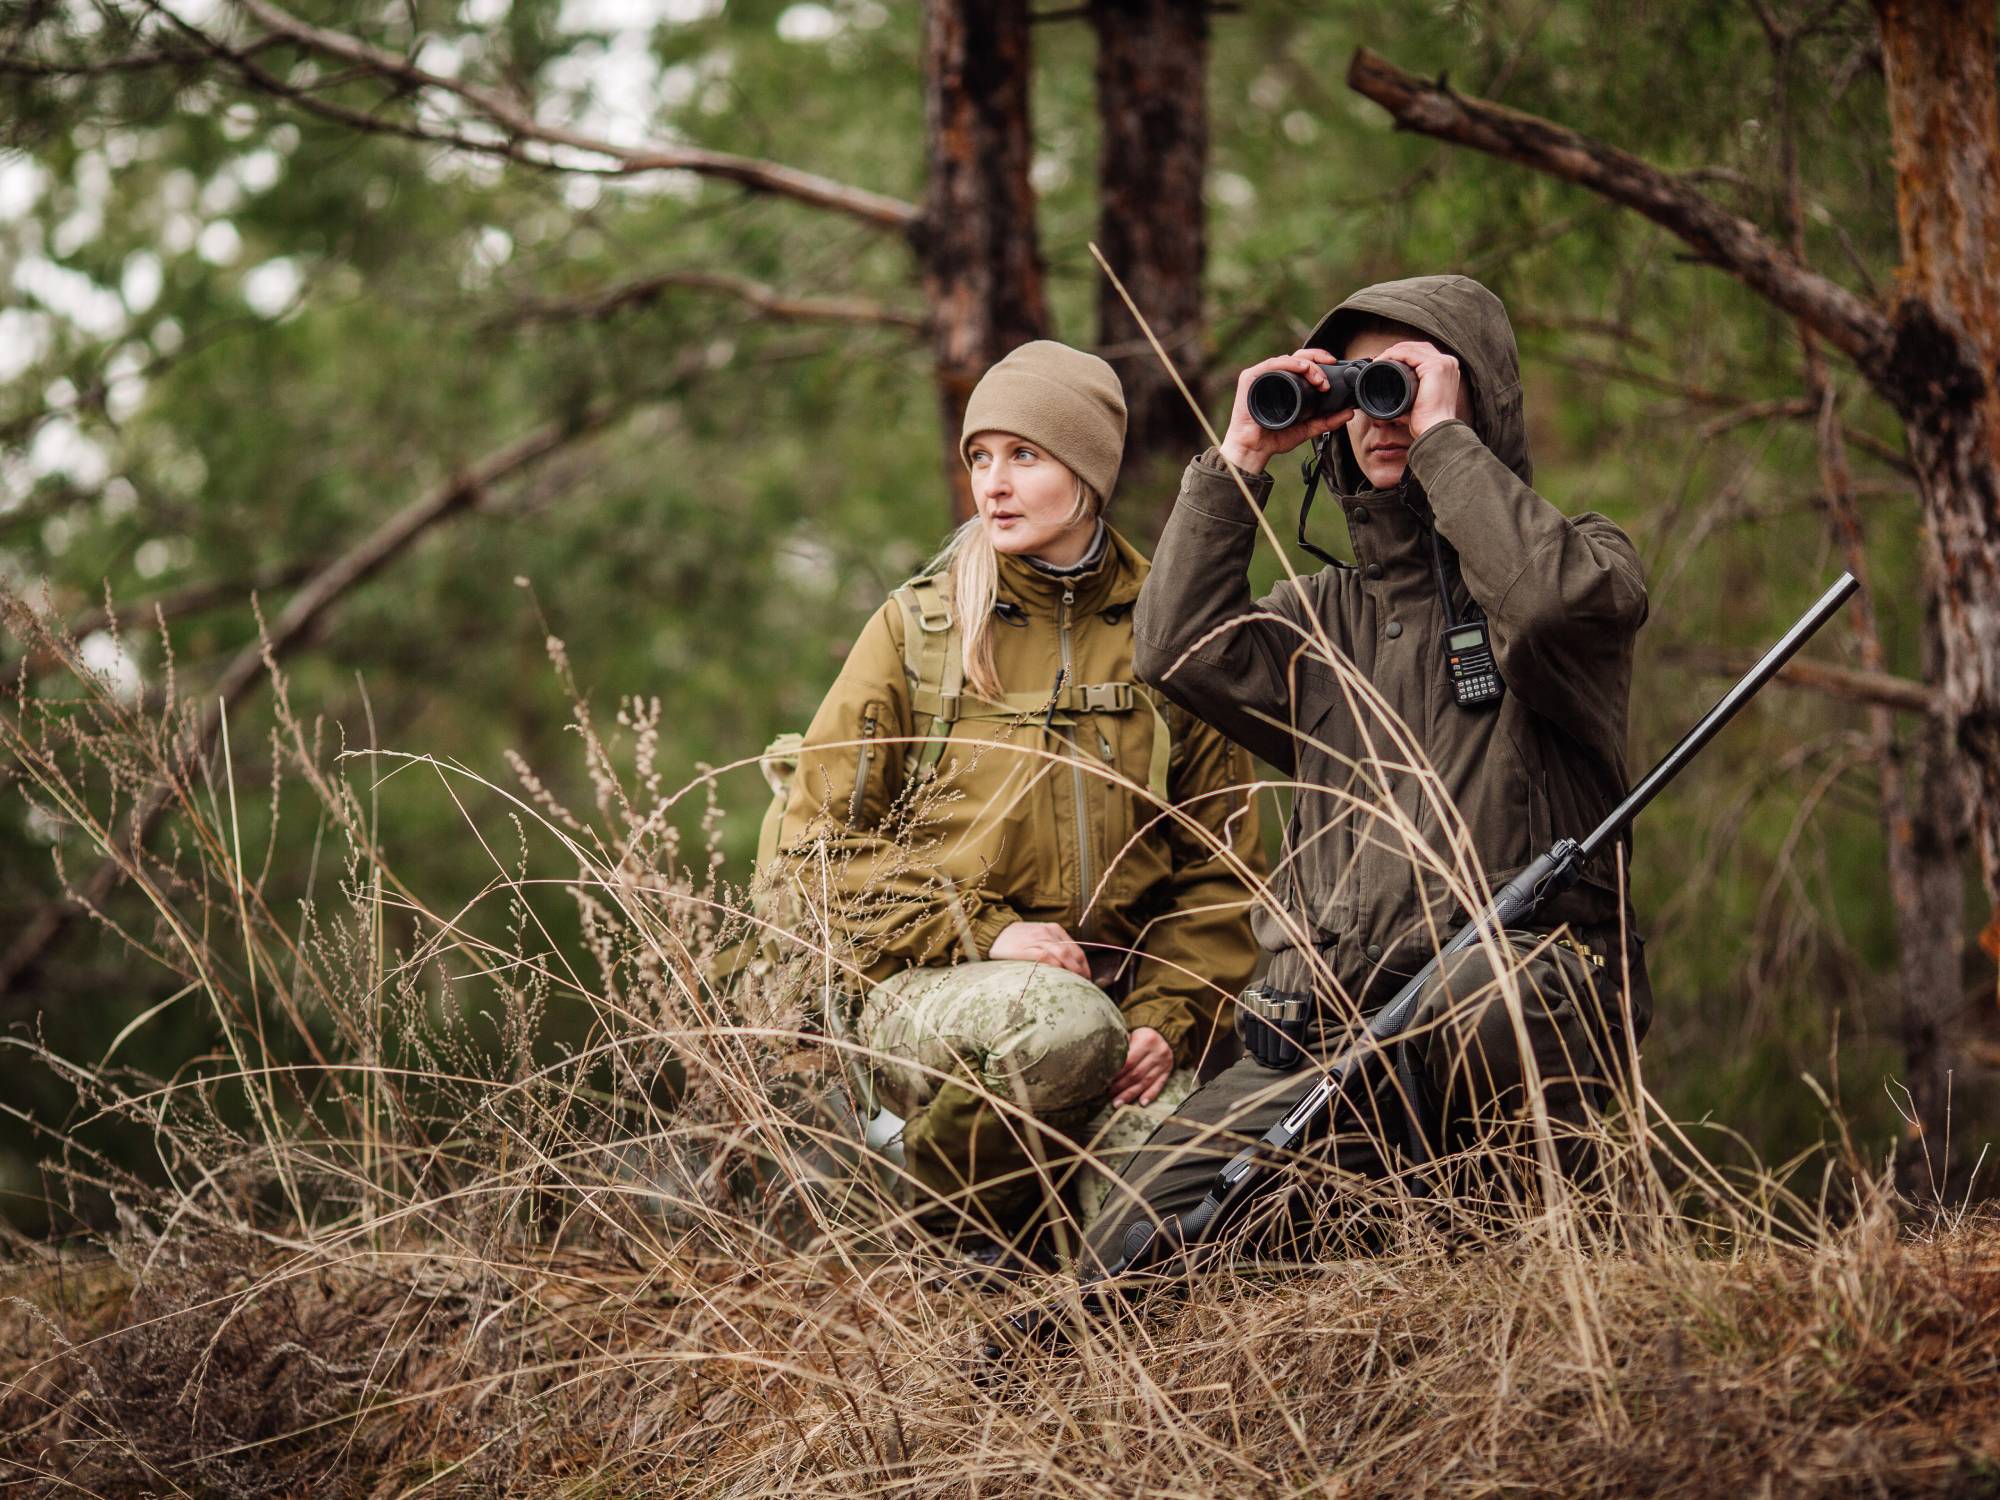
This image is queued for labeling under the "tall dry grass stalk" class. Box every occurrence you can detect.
[1,589,1994,1497]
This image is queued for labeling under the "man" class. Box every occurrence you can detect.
[1084,274,1651,1271]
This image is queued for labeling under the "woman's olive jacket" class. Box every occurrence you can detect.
[1134,275,1652,1034]
[778,528,1266,1067]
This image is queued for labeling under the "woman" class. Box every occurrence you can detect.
[777,341,1264,1263]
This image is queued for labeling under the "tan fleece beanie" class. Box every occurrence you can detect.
[960,340,1127,501]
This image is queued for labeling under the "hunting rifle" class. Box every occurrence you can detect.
[1092,570,1863,1281]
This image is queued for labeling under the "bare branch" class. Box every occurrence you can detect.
[1542,351,1911,472]
[0,405,619,1002]
[14,561,319,673]
[230,0,919,233]
[503,270,926,331]
[1671,647,1939,717]
[1346,47,1894,367]
[0,31,286,77]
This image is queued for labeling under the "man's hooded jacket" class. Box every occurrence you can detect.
[1134,274,1652,1032]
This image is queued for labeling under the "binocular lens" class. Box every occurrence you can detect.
[1246,372,1310,430]
[1245,358,1416,431]
[1353,359,1416,419]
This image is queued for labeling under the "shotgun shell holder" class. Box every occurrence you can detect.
[1241,981,1312,1071]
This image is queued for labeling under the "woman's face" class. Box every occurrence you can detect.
[965,430,1093,563]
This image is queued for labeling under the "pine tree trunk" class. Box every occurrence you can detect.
[1889,591,1970,1194]
[1089,0,1210,530]
[1872,0,2000,976]
[919,0,1050,523]
[1765,18,1971,1191]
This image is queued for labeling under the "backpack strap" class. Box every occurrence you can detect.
[891,574,1173,801]
[1143,690,1172,805]
[754,731,805,868]
[893,574,962,776]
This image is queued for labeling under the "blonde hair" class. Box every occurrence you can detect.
[927,474,1101,703]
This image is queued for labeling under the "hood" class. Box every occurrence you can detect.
[1305,274,1529,498]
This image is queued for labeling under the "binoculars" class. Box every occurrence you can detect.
[1247,357,1416,431]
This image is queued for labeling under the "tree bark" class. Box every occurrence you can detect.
[1759,3,1969,1190]
[919,0,1051,523]
[1889,587,1969,1193]
[1872,0,2000,974]
[1090,0,1210,523]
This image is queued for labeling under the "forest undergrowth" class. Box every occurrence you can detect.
[1,595,1996,1498]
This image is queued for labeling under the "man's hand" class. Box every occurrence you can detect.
[1109,1026,1173,1107]
[1216,348,1358,476]
[1373,339,1464,440]
[986,920,1091,980]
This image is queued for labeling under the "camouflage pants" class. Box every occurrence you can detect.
[860,960,1192,1246]
[1082,931,1629,1274]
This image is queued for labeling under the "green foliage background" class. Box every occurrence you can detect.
[1,0,1987,1231]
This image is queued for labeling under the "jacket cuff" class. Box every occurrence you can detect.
[967,903,1021,961]
[1119,996,1197,1067]
[1178,448,1276,524]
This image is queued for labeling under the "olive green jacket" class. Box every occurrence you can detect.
[779,528,1266,1066]
[1133,275,1652,1032]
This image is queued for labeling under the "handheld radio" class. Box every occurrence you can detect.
[1443,616,1503,708]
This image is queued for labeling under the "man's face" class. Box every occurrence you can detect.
[1342,328,1470,489]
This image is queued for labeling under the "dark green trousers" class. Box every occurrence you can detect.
[1082,931,1632,1274]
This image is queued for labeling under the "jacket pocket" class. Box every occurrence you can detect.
[848,701,886,827]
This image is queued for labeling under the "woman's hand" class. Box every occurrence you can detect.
[1109,1026,1173,1107]
[986,921,1092,980]
[1216,347,1358,476]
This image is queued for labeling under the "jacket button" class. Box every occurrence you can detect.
[1364,563,1383,580]
[1384,621,1403,639]
[1349,508,1368,524]
[1366,943,1383,961]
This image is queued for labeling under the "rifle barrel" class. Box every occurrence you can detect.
[1577,573,1858,863]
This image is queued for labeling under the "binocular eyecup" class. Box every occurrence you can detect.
[1247,357,1416,431]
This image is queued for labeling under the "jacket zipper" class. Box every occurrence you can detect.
[1059,585,1094,935]
[849,709,878,823]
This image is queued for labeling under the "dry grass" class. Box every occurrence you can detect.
[1,593,1996,1497]
[5,1209,1998,1495]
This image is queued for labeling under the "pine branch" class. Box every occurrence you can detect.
[1346,47,1895,368]
[229,0,919,233]
[502,270,926,331]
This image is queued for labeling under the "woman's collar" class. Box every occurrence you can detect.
[1024,519,1107,577]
